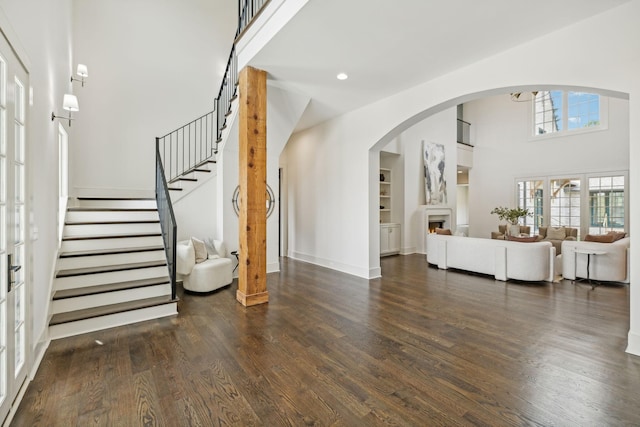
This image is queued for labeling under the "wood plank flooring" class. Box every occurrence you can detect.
[12,255,640,426]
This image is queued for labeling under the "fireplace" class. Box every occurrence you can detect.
[423,207,453,253]
[428,220,445,233]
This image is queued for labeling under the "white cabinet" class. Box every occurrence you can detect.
[380,223,401,256]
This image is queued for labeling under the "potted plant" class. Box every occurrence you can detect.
[491,206,531,236]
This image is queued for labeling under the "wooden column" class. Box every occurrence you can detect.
[237,66,269,307]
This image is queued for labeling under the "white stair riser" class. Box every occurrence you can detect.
[66,210,160,223]
[57,250,166,271]
[49,302,178,340]
[51,284,172,314]
[55,266,169,290]
[64,222,161,238]
[76,199,157,210]
[61,235,165,253]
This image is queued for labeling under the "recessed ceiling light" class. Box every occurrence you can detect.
[336,72,348,80]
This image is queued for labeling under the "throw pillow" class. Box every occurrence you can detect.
[435,228,452,235]
[204,237,219,257]
[584,234,615,243]
[607,231,627,242]
[546,227,566,240]
[506,235,539,242]
[191,237,208,263]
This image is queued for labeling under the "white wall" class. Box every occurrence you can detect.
[71,0,236,197]
[0,0,73,353]
[464,94,629,239]
[173,176,217,242]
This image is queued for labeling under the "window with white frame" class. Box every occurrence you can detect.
[533,91,603,136]
[516,173,627,239]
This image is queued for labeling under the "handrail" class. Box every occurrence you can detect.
[215,45,238,145]
[156,139,177,300]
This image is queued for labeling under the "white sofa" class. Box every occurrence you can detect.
[176,239,233,292]
[426,234,555,282]
[562,237,630,283]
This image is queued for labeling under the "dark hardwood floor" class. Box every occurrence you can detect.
[12,255,640,426]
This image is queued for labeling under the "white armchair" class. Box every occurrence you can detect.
[176,238,233,292]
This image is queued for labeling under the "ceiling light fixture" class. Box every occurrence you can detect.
[510,91,538,102]
[336,72,348,80]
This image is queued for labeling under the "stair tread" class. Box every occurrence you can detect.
[65,220,160,225]
[57,260,167,278]
[53,277,170,300]
[62,232,162,241]
[49,295,177,326]
[60,245,165,258]
[77,197,155,201]
[68,207,158,212]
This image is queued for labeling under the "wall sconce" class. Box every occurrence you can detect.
[51,94,79,126]
[70,64,88,87]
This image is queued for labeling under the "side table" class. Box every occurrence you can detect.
[573,249,606,289]
[230,250,239,272]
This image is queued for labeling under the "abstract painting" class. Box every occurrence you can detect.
[423,141,447,205]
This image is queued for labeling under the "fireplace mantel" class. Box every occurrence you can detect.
[419,206,453,253]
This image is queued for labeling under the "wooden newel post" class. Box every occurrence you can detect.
[237,66,269,307]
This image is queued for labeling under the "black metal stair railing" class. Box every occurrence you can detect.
[155,143,177,300]
[215,45,238,146]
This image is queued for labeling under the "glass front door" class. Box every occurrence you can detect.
[0,28,29,423]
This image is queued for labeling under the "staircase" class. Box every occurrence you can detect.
[49,197,178,339]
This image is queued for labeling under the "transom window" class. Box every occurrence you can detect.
[533,91,602,136]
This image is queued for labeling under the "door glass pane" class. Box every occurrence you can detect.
[589,175,625,234]
[14,123,23,164]
[517,180,543,234]
[549,178,581,238]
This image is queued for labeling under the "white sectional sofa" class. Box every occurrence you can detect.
[562,237,630,283]
[426,234,556,282]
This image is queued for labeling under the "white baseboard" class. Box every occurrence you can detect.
[401,246,416,255]
[289,251,373,279]
[626,330,640,356]
[267,262,280,273]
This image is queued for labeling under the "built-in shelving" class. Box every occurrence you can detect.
[379,168,392,224]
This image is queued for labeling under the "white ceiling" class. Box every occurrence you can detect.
[248,0,629,131]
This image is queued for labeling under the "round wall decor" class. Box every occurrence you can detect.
[232,184,276,218]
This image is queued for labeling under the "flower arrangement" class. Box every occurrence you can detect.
[490,206,531,225]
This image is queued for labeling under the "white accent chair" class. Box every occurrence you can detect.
[562,237,630,283]
[176,239,233,292]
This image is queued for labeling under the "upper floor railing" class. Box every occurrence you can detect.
[237,0,270,37]
[457,118,472,146]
